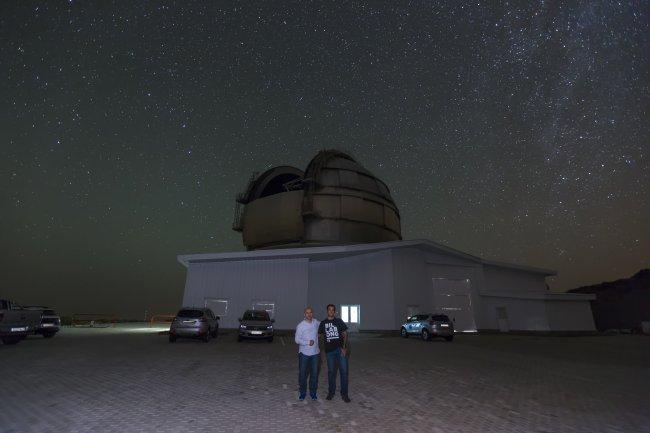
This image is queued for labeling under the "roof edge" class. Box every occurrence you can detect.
[177,239,556,276]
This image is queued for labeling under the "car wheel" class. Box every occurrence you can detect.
[203,331,210,343]
[211,327,218,338]
[444,335,454,342]
[2,337,21,345]
[169,334,177,343]
[421,329,430,341]
[400,327,408,338]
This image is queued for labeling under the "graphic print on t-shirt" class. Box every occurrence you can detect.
[324,322,339,342]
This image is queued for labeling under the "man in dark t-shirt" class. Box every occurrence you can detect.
[318,304,351,402]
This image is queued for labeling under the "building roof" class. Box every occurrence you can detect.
[177,239,556,276]
[479,291,595,301]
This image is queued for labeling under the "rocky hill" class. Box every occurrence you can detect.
[568,269,649,331]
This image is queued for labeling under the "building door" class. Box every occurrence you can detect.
[340,304,360,332]
[432,278,477,332]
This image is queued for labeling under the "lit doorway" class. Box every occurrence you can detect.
[340,304,360,332]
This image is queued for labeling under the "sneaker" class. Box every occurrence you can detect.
[325,393,334,400]
[298,394,306,401]
[342,395,351,403]
[311,395,318,401]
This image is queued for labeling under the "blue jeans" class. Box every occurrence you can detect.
[325,347,349,396]
[298,353,319,398]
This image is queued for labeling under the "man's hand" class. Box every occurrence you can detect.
[309,339,314,346]
[341,347,347,357]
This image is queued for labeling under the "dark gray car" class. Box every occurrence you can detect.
[169,308,219,343]
[23,306,61,338]
[238,310,274,342]
[400,313,454,341]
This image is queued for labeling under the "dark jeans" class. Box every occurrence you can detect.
[325,347,349,396]
[298,353,319,398]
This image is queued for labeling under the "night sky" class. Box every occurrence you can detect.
[1,2,648,318]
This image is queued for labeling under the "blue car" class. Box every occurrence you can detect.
[400,314,454,341]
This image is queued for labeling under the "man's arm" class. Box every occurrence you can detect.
[318,322,325,352]
[294,324,308,346]
[341,330,348,355]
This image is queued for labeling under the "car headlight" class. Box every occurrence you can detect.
[267,325,273,329]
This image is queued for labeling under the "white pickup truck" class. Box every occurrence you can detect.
[0,299,41,345]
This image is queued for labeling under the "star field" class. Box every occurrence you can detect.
[1,2,648,317]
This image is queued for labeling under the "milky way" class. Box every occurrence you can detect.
[1,2,647,317]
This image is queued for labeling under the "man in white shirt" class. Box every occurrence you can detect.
[295,306,320,401]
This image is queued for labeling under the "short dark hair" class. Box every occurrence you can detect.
[326,304,336,311]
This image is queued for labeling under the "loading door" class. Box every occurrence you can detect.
[432,278,477,332]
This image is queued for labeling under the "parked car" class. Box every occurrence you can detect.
[0,299,35,345]
[238,310,274,342]
[400,313,454,341]
[169,308,219,343]
[23,306,61,338]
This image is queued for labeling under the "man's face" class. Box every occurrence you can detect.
[304,308,313,321]
[327,305,335,318]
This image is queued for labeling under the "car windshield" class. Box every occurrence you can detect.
[243,311,270,321]
[177,309,203,318]
[431,315,449,321]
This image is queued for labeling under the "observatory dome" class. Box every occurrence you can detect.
[233,150,401,250]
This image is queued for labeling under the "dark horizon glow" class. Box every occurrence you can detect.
[1,2,648,318]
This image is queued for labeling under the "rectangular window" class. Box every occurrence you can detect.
[340,305,360,324]
[341,305,349,323]
[350,306,358,323]
[204,298,228,318]
[252,301,275,319]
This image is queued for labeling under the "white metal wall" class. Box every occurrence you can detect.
[182,258,309,329]
[392,247,483,330]
[479,296,551,331]
[391,247,429,327]
[483,265,548,293]
[308,250,395,330]
[545,300,596,331]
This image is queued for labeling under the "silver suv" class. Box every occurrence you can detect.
[169,308,219,343]
[238,310,274,342]
[400,314,454,341]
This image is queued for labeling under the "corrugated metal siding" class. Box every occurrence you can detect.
[392,248,429,327]
[182,258,308,329]
[308,250,395,330]
[480,297,551,331]
[483,265,548,292]
[545,301,596,331]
